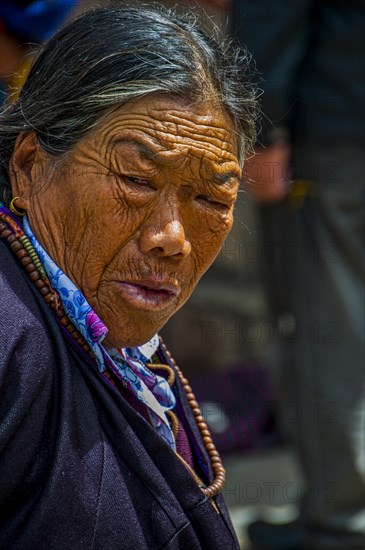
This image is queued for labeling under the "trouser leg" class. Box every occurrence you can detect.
[261,144,365,542]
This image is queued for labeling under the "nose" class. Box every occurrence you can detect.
[139,219,191,259]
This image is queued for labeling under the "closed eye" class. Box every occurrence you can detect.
[196,194,230,210]
[123,175,153,188]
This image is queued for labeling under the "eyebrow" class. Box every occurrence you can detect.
[212,171,241,185]
[112,137,240,185]
[111,137,162,160]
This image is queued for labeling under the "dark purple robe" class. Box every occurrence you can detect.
[0,238,239,549]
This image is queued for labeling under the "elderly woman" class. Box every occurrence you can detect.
[0,5,256,549]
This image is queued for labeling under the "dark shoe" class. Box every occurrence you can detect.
[247,520,365,550]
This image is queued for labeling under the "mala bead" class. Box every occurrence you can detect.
[59,316,69,326]
[197,421,208,431]
[20,256,32,266]
[16,248,28,259]
[29,270,40,282]
[210,450,220,458]
[10,240,23,252]
[6,234,16,244]
[1,228,11,238]
[44,293,55,304]
[39,286,50,296]
[24,261,36,273]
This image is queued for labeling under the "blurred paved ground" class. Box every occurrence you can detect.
[224,448,304,549]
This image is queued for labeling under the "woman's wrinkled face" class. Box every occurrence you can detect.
[13,95,241,347]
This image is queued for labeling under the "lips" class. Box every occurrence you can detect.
[114,279,180,310]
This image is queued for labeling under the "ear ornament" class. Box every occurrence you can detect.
[9,197,26,216]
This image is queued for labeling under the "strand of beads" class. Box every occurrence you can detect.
[159,337,226,499]
[19,234,47,279]
[0,217,94,359]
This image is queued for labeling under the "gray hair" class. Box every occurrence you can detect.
[0,2,259,205]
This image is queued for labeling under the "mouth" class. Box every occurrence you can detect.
[114,279,180,310]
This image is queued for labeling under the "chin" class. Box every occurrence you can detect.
[97,299,179,349]
[102,320,163,349]
[103,333,155,349]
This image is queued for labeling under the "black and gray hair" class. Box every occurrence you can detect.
[0,2,258,205]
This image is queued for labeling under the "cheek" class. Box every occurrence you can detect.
[78,204,142,274]
[60,175,150,286]
[80,171,148,230]
[188,211,233,277]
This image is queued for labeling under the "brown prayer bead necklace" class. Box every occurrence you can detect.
[158,337,226,498]
[0,211,226,499]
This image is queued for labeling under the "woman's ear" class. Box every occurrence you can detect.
[9,132,42,210]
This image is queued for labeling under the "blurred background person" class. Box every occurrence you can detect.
[231,0,365,548]
[0,0,79,105]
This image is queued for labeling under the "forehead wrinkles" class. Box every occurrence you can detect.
[99,109,238,164]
